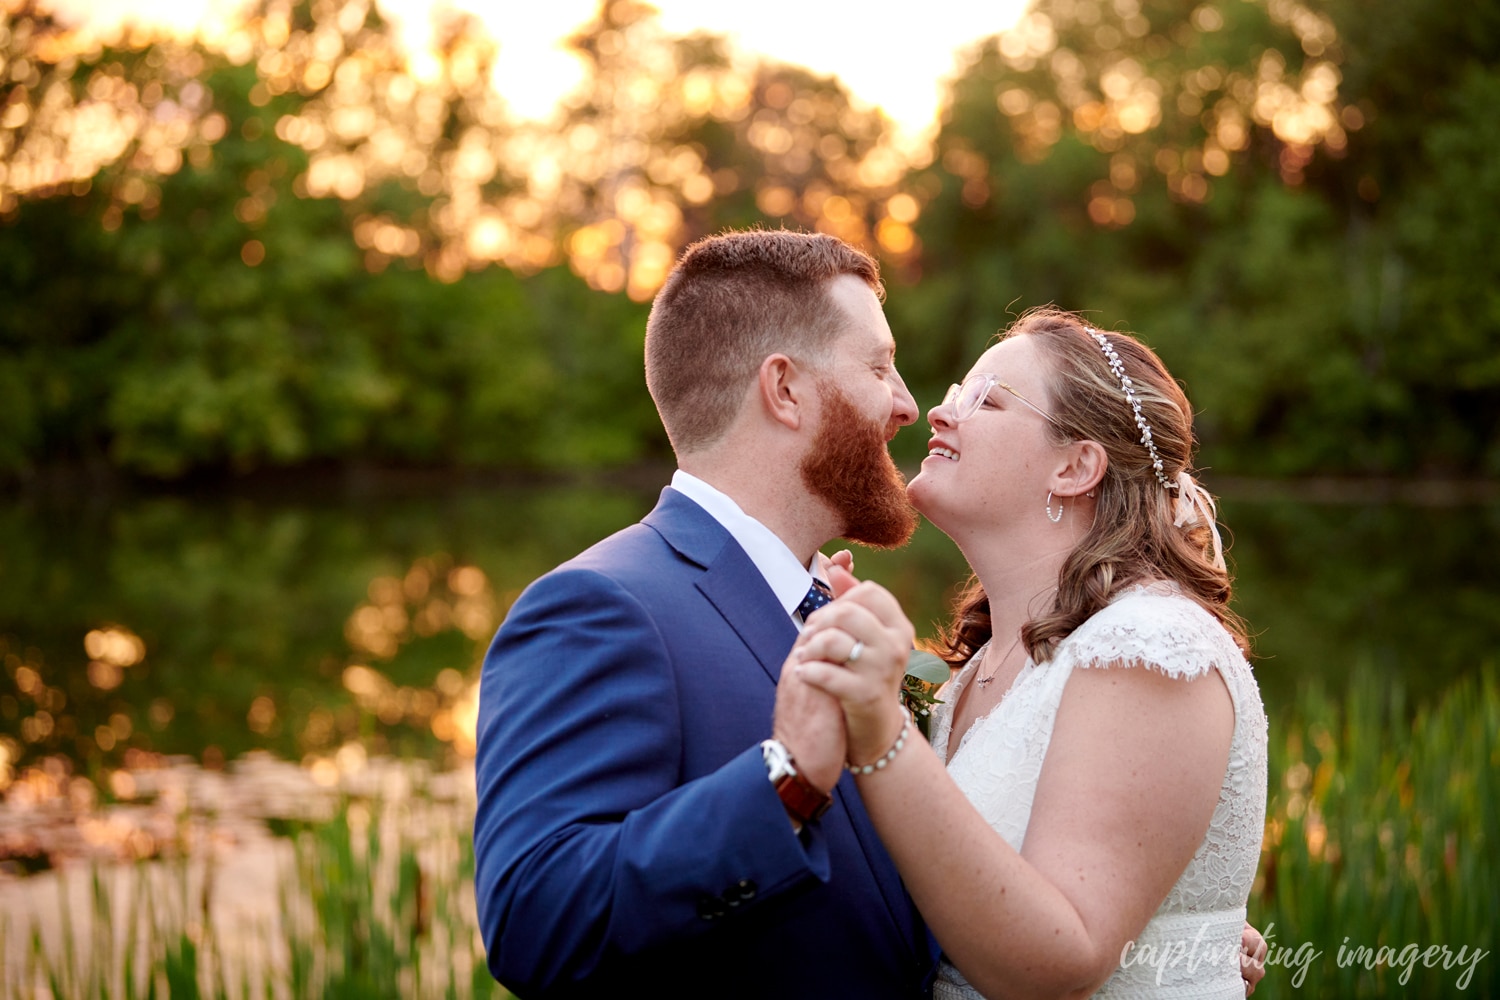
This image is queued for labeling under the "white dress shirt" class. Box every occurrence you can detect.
[670,470,827,627]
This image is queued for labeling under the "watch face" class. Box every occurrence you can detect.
[761,738,794,778]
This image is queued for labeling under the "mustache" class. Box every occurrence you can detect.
[801,384,918,550]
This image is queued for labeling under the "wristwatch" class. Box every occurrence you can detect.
[760,738,832,825]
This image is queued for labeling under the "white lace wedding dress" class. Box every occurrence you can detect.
[928,585,1268,999]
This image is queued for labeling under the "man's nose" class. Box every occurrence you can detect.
[889,368,919,426]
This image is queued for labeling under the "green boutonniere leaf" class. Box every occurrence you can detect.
[905,650,951,684]
[902,650,950,739]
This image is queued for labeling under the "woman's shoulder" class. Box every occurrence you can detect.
[1059,582,1247,680]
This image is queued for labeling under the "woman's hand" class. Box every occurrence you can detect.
[792,565,915,766]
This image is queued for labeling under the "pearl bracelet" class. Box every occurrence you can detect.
[847,720,911,775]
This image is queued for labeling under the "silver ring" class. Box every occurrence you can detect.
[845,640,864,665]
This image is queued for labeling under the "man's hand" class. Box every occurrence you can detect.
[790,565,916,764]
[818,548,854,578]
[773,650,848,796]
[1241,921,1268,995]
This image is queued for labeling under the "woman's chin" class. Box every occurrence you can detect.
[906,476,940,520]
[908,477,967,539]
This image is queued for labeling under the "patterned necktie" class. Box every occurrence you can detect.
[797,579,835,621]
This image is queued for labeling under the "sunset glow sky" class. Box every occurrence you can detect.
[53,0,1033,142]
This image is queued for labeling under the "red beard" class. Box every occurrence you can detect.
[800,383,919,549]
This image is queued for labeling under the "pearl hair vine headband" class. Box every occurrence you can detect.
[1084,327,1178,491]
[1083,325,1226,571]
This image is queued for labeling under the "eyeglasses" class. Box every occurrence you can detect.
[941,373,1059,426]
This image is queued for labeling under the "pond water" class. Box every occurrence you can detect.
[2,472,1497,787]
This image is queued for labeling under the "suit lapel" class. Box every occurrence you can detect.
[644,487,928,964]
[696,565,797,682]
[644,488,797,681]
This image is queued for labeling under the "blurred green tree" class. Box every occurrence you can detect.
[888,0,1500,476]
[2,0,1497,481]
[0,0,662,478]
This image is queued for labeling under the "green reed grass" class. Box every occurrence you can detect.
[3,668,1494,998]
[1,795,512,1000]
[1251,665,1498,998]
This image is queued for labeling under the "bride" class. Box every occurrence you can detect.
[791,309,1268,998]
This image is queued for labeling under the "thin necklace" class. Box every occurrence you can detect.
[974,632,1024,687]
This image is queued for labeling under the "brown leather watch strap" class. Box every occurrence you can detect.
[773,768,831,825]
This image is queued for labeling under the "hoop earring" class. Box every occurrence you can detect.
[1046,491,1063,523]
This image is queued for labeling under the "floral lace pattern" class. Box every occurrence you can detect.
[929,585,1269,998]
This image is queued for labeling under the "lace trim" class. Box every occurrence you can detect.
[926,588,1269,998]
[932,641,1039,765]
[1057,587,1245,682]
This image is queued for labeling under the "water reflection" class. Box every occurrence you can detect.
[0,480,649,789]
[1,478,1497,791]
[1222,495,1500,707]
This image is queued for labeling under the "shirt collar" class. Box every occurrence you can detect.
[670,470,825,619]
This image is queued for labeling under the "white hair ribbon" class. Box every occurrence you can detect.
[1172,471,1226,571]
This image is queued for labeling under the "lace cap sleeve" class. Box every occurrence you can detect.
[1058,588,1244,681]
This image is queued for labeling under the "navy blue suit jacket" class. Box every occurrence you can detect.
[473,487,935,998]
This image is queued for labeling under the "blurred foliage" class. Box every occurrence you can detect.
[891,0,1500,475]
[1250,666,1499,998]
[1,0,1498,480]
[1,784,508,998]
[3,665,1494,997]
[0,0,664,477]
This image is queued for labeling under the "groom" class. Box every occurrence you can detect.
[472,229,936,998]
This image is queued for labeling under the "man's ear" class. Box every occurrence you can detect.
[1052,439,1108,497]
[758,354,811,431]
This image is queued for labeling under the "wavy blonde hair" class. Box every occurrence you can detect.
[935,308,1250,668]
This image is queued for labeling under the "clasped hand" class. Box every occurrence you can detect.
[790,565,915,767]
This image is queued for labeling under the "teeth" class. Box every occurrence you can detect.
[930,447,959,461]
